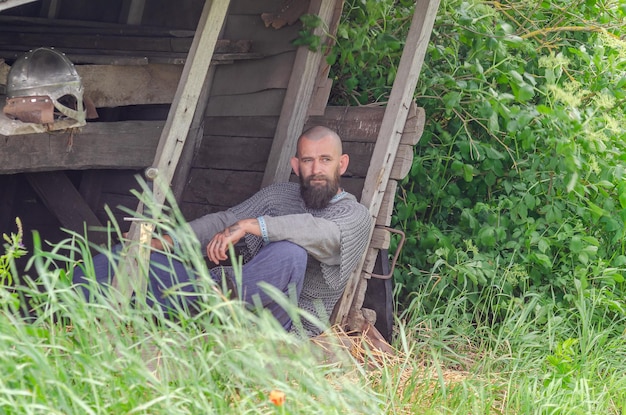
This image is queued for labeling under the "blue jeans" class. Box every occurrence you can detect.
[73,241,307,330]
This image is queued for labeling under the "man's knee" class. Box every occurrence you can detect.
[263,241,307,268]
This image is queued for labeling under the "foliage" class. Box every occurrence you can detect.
[329,0,626,331]
[3,220,626,413]
[1,217,27,287]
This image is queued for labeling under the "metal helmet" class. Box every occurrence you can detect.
[6,47,85,123]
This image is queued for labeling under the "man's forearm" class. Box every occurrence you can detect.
[228,218,261,237]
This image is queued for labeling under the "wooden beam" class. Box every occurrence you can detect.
[149,0,230,205]
[390,144,414,181]
[121,0,146,25]
[25,172,108,246]
[171,66,217,201]
[77,64,182,108]
[0,121,162,174]
[305,102,425,144]
[0,15,196,36]
[39,0,60,19]
[334,0,441,328]
[376,180,398,227]
[307,0,344,116]
[0,175,18,235]
[0,0,37,12]
[261,0,338,186]
[116,0,230,301]
[78,171,105,212]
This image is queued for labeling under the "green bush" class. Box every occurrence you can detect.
[329,0,626,329]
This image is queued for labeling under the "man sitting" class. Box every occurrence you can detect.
[73,126,372,336]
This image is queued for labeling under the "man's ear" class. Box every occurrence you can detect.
[290,156,301,176]
[339,154,349,175]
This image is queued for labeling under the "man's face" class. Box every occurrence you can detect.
[291,135,349,209]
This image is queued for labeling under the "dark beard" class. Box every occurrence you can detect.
[299,173,340,210]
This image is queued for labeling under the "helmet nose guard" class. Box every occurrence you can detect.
[6,47,85,123]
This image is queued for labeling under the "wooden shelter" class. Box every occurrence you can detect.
[0,0,439,339]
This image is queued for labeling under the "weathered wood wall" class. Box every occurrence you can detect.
[180,0,306,220]
[0,0,313,240]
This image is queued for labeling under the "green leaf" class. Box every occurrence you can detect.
[514,83,535,102]
[443,91,462,110]
[532,253,553,269]
[463,164,474,182]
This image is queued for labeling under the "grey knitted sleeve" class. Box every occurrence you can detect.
[188,210,238,251]
[262,214,341,265]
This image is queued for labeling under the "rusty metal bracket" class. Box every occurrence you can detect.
[366,225,406,280]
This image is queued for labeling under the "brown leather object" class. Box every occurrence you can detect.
[3,95,55,124]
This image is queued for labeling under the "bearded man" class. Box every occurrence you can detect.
[74,126,372,336]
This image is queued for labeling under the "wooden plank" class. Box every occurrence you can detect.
[335,176,365,202]
[0,175,18,235]
[182,169,263,208]
[171,65,217,201]
[0,121,162,174]
[390,144,414,181]
[77,64,182,108]
[307,0,343,116]
[0,0,37,12]
[180,201,228,222]
[376,180,398,227]
[370,227,391,250]
[261,0,339,186]
[0,32,192,54]
[403,105,426,146]
[210,52,295,95]
[204,116,278,137]
[229,0,294,14]
[148,0,231,206]
[194,136,272,171]
[0,14,188,31]
[117,0,231,301]
[25,172,108,245]
[206,90,286,117]
[305,102,425,144]
[306,105,385,141]
[307,77,333,117]
[335,0,441,328]
[140,0,205,30]
[222,15,302,56]
[121,0,146,25]
[78,170,104,211]
[40,0,60,18]
[342,142,376,177]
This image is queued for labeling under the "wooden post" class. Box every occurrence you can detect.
[120,0,146,25]
[26,172,108,246]
[333,0,441,328]
[261,0,338,187]
[112,0,230,301]
[171,66,218,201]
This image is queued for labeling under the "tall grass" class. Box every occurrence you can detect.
[2,185,626,413]
[0,188,384,414]
[380,267,626,414]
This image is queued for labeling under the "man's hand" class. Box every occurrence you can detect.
[206,219,261,265]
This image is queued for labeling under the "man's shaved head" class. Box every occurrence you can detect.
[297,126,342,156]
[291,126,349,209]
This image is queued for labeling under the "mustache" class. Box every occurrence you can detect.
[306,174,328,182]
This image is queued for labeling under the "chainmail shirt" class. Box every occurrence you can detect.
[189,182,372,336]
